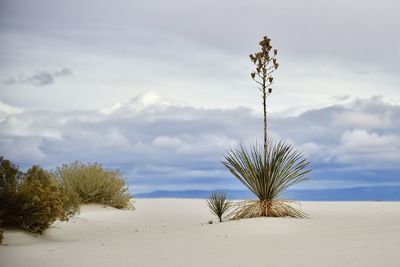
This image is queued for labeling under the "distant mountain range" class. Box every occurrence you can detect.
[135,186,400,201]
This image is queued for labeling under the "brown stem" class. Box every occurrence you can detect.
[262,65,267,167]
[263,91,267,166]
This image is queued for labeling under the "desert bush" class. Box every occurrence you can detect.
[0,157,68,234]
[206,192,232,222]
[1,157,21,226]
[0,156,20,193]
[18,166,66,233]
[223,141,310,219]
[53,162,131,209]
[0,156,21,229]
[54,171,81,217]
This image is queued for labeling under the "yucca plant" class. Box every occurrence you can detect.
[206,192,232,222]
[221,35,310,219]
[223,141,310,218]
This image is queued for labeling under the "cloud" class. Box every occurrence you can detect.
[3,68,72,86]
[0,137,46,163]
[0,93,399,193]
[0,100,24,123]
[0,0,399,114]
[332,111,392,129]
[337,130,400,168]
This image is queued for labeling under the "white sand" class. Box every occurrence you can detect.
[1,199,400,267]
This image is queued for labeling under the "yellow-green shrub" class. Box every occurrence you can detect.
[54,162,131,209]
[55,174,81,217]
[19,166,66,233]
[0,156,23,230]
[0,157,69,234]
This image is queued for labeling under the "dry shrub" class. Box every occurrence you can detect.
[0,157,68,234]
[231,200,308,219]
[55,173,81,217]
[54,161,131,209]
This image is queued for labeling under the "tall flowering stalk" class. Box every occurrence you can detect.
[249,36,279,165]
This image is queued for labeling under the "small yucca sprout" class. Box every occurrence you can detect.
[206,193,232,222]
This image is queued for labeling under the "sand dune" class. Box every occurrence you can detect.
[1,199,400,267]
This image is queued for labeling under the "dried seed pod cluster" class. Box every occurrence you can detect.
[249,36,279,95]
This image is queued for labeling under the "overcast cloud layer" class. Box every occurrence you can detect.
[1,93,399,193]
[0,0,399,112]
[0,1,399,194]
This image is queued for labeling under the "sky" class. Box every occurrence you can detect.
[0,0,399,197]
